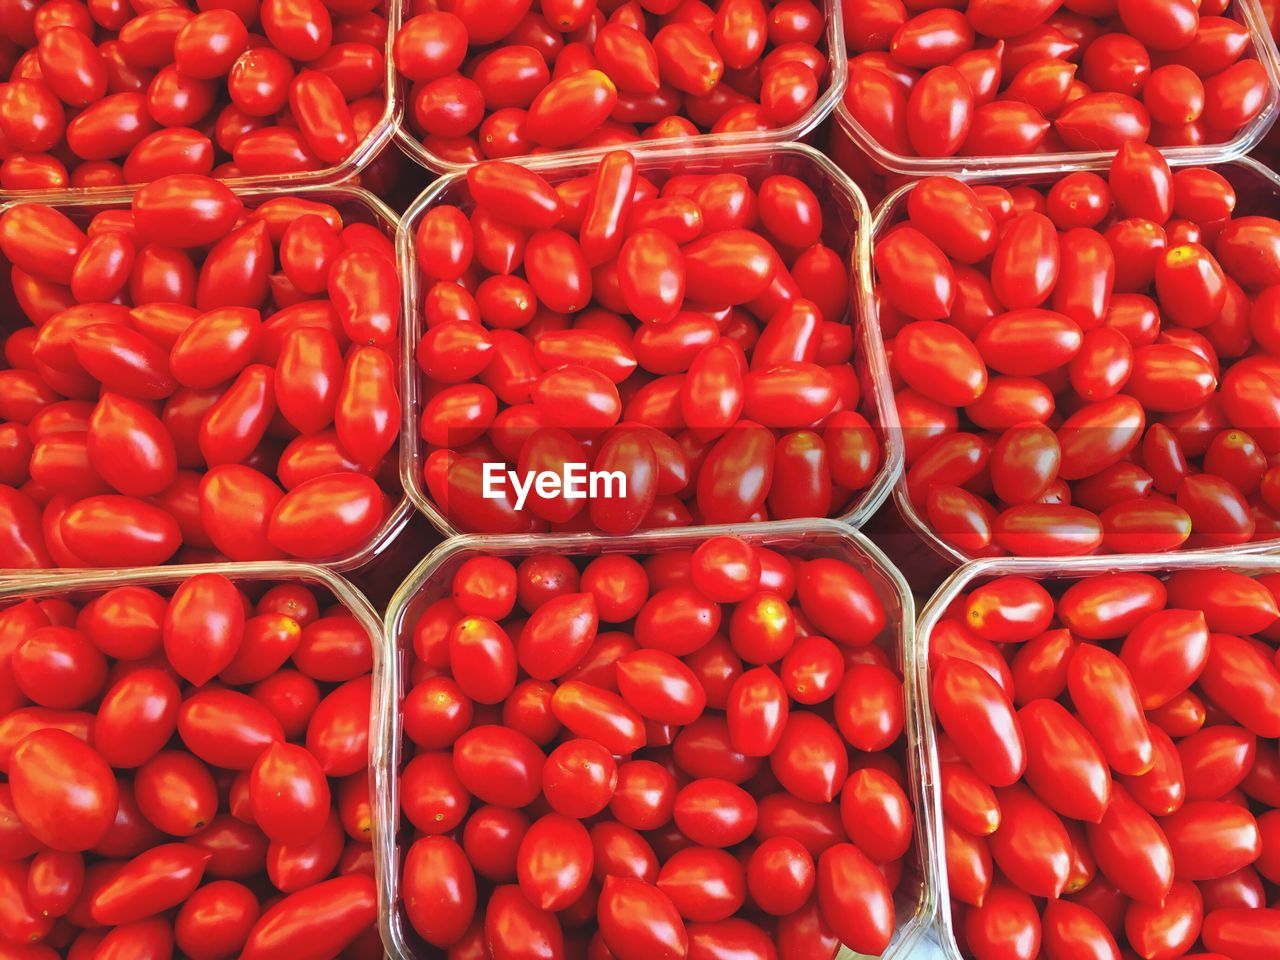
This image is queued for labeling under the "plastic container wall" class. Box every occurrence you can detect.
[396,139,902,539]
[835,0,1280,181]
[870,154,1280,567]
[0,182,413,574]
[0,559,383,632]
[913,548,1280,960]
[392,0,846,174]
[374,518,930,960]
[0,0,403,199]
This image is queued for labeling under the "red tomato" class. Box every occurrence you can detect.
[175,880,260,959]
[240,874,376,960]
[933,657,1026,787]
[90,843,211,925]
[517,813,593,911]
[598,876,688,960]
[816,843,894,955]
[249,742,330,845]
[403,835,476,948]
[9,729,117,852]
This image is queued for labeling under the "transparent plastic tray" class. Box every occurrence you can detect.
[0,560,387,921]
[913,548,1280,960]
[0,182,413,574]
[835,0,1280,180]
[373,517,930,960]
[393,0,847,174]
[871,154,1280,567]
[395,139,902,539]
[0,0,402,199]
[0,559,383,639]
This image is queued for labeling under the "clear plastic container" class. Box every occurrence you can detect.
[834,0,1280,181]
[395,139,902,539]
[392,0,847,175]
[374,517,931,960]
[871,154,1280,567]
[0,182,413,574]
[913,548,1280,960]
[0,560,387,942]
[0,2,403,199]
[0,559,383,639]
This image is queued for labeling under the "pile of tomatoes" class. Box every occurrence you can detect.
[0,172,402,569]
[394,534,914,959]
[877,146,1280,557]
[392,0,833,165]
[413,148,884,534]
[0,0,388,190]
[929,567,1280,960]
[843,0,1272,162]
[0,571,380,958]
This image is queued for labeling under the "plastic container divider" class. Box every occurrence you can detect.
[0,181,413,574]
[835,0,1280,179]
[870,153,1280,567]
[912,548,1280,960]
[395,139,902,539]
[373,517,930,960]
[0,0,403,199]
[392,0,847,174]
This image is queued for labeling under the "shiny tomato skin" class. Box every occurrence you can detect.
[794,559,885,648]
[907,177,996,264]
[1198,632,1280,738]
[816,843,894,956]
[198,465,285,563]
[839,767,912,863]
[454,725,546,809]
[992,212,1061,309]
[1177,726,1256,802]
[93,667,180,769]
[10,729,117,853]
[174,880,260,959]
[1041,898,1122,960]
[239,874,376,960]
[517,813,593,912]
[519,592,600,681]
[874,227,956,322]
[1162,801,1262,881]
[1019,698,1111,824]
[834,664,903,753]
[893,320,986,407]
[89,842,211,925]
[178,688,283,771]
[267,473,385,560]
[1086,784,1175,905]
[655,849,747,926]
[746,836,814,917]
[598,876,688,960]
[932,657,1026,787]
[906,65,973,157]
[1120,609,1209,710]
[619,649,707,727]
[609,759,677,832]
[403,835,475,948]
[11,625,106,709]
[1124,878,1203,960]
[1069,643,1154,777]
[249,742,330,845]
[673,778,757,848]
[770,711,848,804]
[60,495,181,567]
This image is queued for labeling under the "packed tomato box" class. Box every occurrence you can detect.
[3,0,1280,958]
